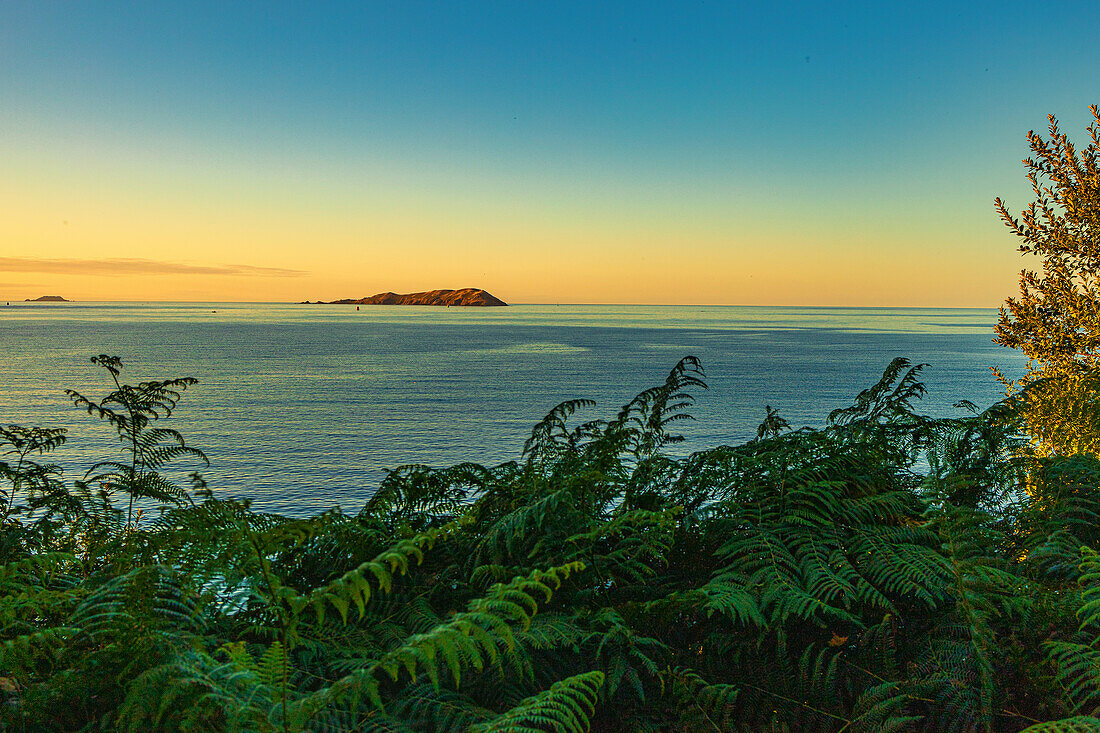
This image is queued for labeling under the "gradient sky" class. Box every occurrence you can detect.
[2,1,1098,305]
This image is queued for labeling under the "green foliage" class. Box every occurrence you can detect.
[469,670,604,733]
[0,424,67,520]
[995,106,1100,365]
[3,351,1100,730]
[1021,719,1100,732]
[67,355,207,527]
[995,105,1100,456]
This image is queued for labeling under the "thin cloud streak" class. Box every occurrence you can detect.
[0,257,306,277]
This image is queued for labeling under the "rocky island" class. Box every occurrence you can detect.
[300,288,506,306]
[25,295,70,302]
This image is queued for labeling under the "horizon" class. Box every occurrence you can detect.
[7,297,1002,310]
[3,2,1098,306]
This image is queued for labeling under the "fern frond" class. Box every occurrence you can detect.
[469,670,604,733]
[303,563,585,717]
[848,680,922,733]
[664,667,740,730]
[1021,718,1100,732]
[300,521,465,625]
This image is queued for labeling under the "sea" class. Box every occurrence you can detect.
[0,302,1026,516]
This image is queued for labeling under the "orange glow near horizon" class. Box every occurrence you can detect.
[0,135,1023,307]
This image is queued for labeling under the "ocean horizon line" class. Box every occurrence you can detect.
[4,300,1001,310]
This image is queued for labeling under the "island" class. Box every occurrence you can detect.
[300,288,506,306]
[24,295,70,302]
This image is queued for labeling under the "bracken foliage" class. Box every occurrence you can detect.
[2,352,1100,731]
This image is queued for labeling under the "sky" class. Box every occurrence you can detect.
[1,1,1098,306]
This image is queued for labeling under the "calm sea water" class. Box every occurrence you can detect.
[1,302,1025,515]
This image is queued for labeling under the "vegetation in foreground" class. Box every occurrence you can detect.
[2,107,1098,732]
[2,352,1100,732]
[994,104,1100,458]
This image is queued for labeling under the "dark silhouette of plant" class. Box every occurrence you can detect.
[66,355,207,529]
[0,425,66,521]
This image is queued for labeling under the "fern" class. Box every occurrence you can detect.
[8,352,1100,730]
[300,520,466,625]
[847,680,922,732]
[1021,719,1100,733]
[66,355,207,528]
[663,667,740,729]
[469,670,604,733]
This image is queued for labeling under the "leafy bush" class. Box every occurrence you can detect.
[1,354,1098,731]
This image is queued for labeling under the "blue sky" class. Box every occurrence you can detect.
[2,1,1098,304]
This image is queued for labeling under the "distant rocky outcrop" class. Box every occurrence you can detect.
[25,295,69,302]
[300,288,507,306]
